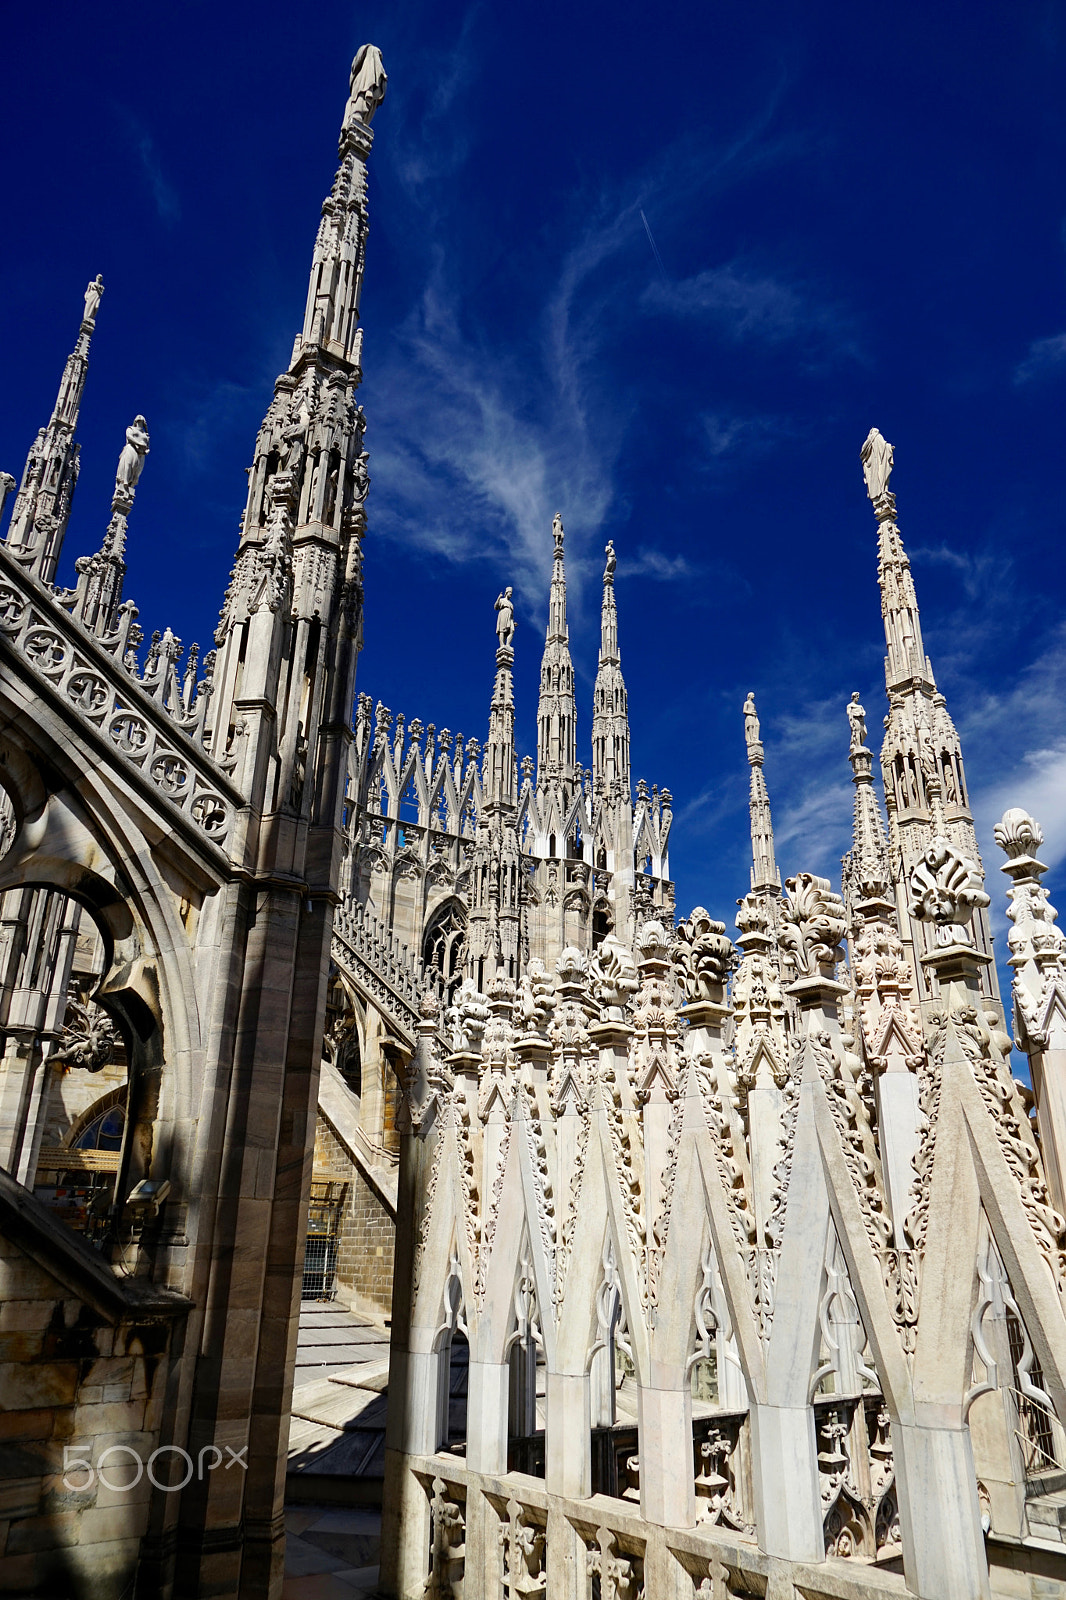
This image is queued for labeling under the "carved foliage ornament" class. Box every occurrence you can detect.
[671,907,737,1003]
[907,837,989,930]
[781,873,847,977]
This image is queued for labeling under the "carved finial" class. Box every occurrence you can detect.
[589,933,639,1018]
[908,837,990,935]
[995,808,1045,866]
[781,873,847,978]
[672,908,737,1002]
[995,809,1066,978]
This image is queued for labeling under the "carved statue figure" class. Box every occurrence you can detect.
[83,274,104,324]
[861,428,894,503]
[604,540,616,582]
[743,692,760,749]
[552,512,564,551]
[495,586,515,647]
[847,692,867,753]
[346,45,388,128]
[115,415,150,491]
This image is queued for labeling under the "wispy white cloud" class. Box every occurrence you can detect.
[367,257,623,617]
[1014,331,1066,385]
[115,106,180,226]
[909,542,1002,603]
[701,408,800,460]
[773,779,855,879]
[963,624,1066,874]
[642,259,856,357]
[616,547,694,581]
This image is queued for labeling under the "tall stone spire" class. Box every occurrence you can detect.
[483,588,517,811]
[861,428,998,1001]
[208,48,386,808]
[591,540,630,801]
[841,692,893,926]
[536,512,578,802]
[6,274,104,582]
[742,692,780,895]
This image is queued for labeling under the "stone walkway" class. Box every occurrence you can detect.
[287,1302,391,1497]
[283,1301,391,1596]
[282,1506,382,1599]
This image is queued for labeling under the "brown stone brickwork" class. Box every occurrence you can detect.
[313,1115,395,1318]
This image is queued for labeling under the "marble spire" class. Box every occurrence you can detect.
[209,48,381,807]
[483,588,517,811]
[591,540,630,801]
[861,428,998,1002]
[841,692,893,924]
[5,275,104,583]
[536,513,578,802]
[742,692,780,896]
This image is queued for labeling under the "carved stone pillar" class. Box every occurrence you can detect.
[380,1008,445,1599]
[545,1370,591,1498]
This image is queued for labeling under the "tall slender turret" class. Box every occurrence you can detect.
[208,49,386,816]
[591,540,630,801]
[6,275,104,582]
[536,512,578,804]
[484,587,517,812]
[861,428,998,1001]
[467,592,523,982]
[742,692,781,896]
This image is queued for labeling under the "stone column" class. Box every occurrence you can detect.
[545,1370,591,1498]
[996,809,1066,1213]
[380,1009,447,1598]
[749,885,849,1566]
[902,935,993,1600]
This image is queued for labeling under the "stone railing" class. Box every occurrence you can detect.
[0,550,238,847]
[332,897,422,1045]
[408,1455,908,1600]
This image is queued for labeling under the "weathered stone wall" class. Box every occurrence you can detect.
[314,1115,395,1319]
[341,1167,395,1316]
[0,1234,174,1598]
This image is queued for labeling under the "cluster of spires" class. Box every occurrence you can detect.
[480,514,639,814]
[737,425,997,1012]
[0,276,216,734]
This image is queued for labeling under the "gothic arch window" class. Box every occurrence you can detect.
[423,899,467,1005]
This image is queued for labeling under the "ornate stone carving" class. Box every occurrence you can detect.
[589,932,639,1018]
[907,837,990,935]
[671,908,737,1003]
[781,873,846,978]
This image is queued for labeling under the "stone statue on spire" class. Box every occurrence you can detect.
[604,539,616,582]
[345,45,387,129]
[847,691,867,753]
[495,586,515,648]
[115,416,150,495]
[861,427,894,505]
[552,512,564,552]
[82,275,104,326]
[743,691,761,752]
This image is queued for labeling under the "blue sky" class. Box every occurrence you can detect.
[4,1,1066,1003]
